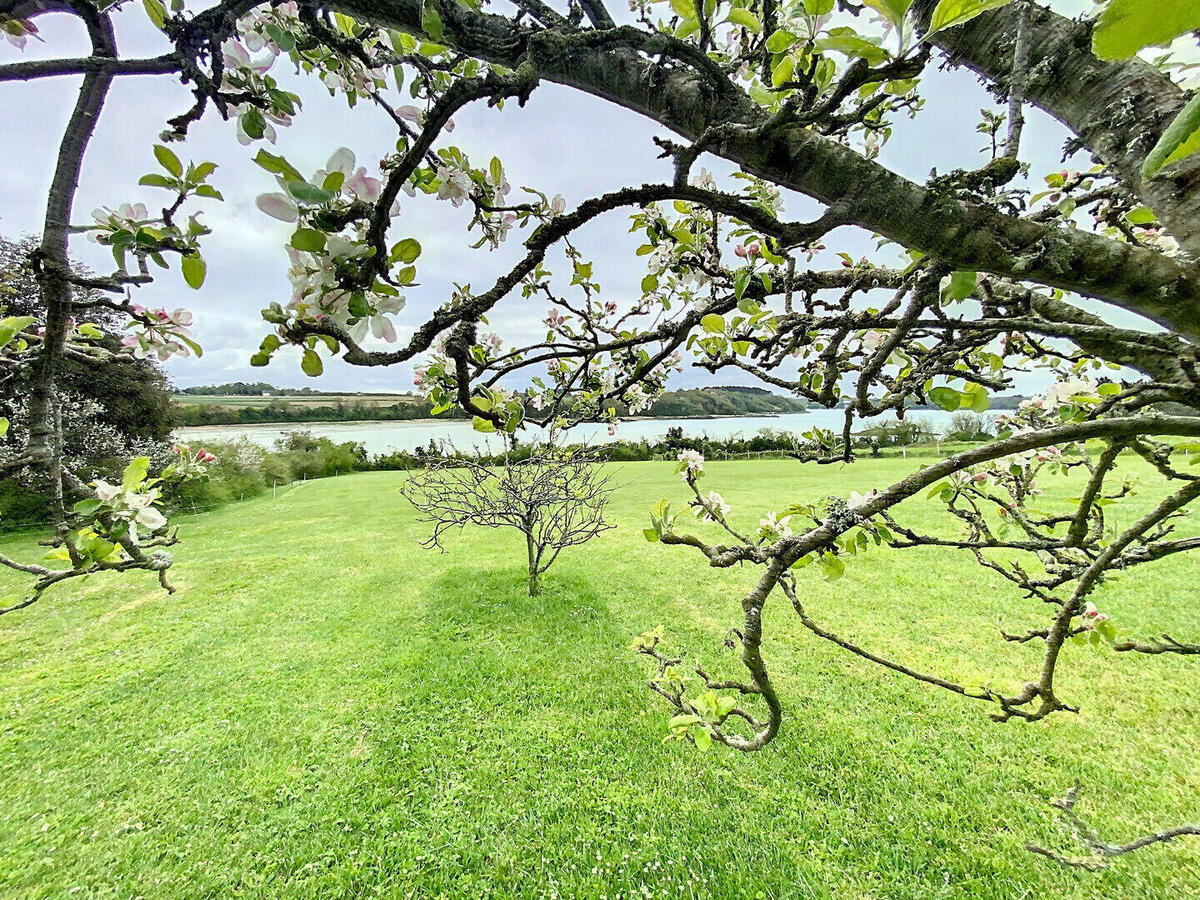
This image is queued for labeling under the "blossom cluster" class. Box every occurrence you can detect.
[123,306,199,360]
[691,490,730,522]
[92,479,168,537]
[257,147,407,343]
[676,449,704,480]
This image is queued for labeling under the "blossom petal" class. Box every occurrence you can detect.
[326,146,355,175]
[255,192,298,222]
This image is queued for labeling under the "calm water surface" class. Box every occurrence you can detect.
[176,408,963,455]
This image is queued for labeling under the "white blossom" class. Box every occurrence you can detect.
[676,449,704,479]
[757,511,793,543]
[1043,377,1098,411]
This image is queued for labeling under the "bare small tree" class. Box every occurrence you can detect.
[402,446,614,595]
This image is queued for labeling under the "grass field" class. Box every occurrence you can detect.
[1,458,1197,898]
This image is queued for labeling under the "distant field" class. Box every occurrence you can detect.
[174,393,419,410]
[1,458,1197,897]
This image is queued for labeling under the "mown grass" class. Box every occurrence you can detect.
[0,457,1197,898]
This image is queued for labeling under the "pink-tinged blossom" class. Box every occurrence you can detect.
[256,192,298,222]
[434,162,473,206]
[1,16,39,48]
[860,330,886,352]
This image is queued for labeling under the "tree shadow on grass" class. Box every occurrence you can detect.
[421,563,616,656]
[396,563,642,727]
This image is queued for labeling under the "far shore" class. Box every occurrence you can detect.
[174,412,801,431]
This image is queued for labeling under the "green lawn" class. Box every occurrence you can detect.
[1,458,1197,898]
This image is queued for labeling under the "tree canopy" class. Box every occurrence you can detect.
[2,0,1200,866]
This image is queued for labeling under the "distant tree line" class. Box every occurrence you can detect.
[174,397,464,426]
[173,383,809,425]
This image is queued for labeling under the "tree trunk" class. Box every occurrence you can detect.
[526,531,541,596]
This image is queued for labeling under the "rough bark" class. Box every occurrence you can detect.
[26,4,116,516]
[912,0,1200,255]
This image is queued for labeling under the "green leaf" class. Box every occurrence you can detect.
[726,7,762,31]
[817,552,845,581]
[817,28,889,64]
[240,108,266,141]
[142,0,166,29]
[733,268,753,300]
[1125,206,1157,225]
[181,253,206,289]
[253,150,304,183]
[177,334,204,358]
[765,29,796,53]
[285,181,335,205]
[0,418,7,438]
[1092,0,1200,60]
[927,0,1013,35]
[291,228,327,252]
[301,348,323,377]
[669,0,697,20]
[674,18,700,38]
[0,315,35,350]
[138,173,176,189]
[392,237,422,264]
[153,144,183,177]
[864,0,912,27]
[967,386,989,413]
[122,456,151,491]
[194,185,224,200]
[73,499,102,517]
[641,273,659,294]
[928,386,961,411]
[945,270,976,301]
[643,528,660,543]
[1143,92,1200,179]
[322,171,346,194]
[420,0,445,40]
[692,727,712,751]
[701,314,725,333]
[771,54,796,87]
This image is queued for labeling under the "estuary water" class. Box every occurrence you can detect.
[175,408,963,455]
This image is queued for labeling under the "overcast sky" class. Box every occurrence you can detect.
[1,0,1118,396]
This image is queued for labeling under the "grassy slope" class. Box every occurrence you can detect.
[0,459,1197,899]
